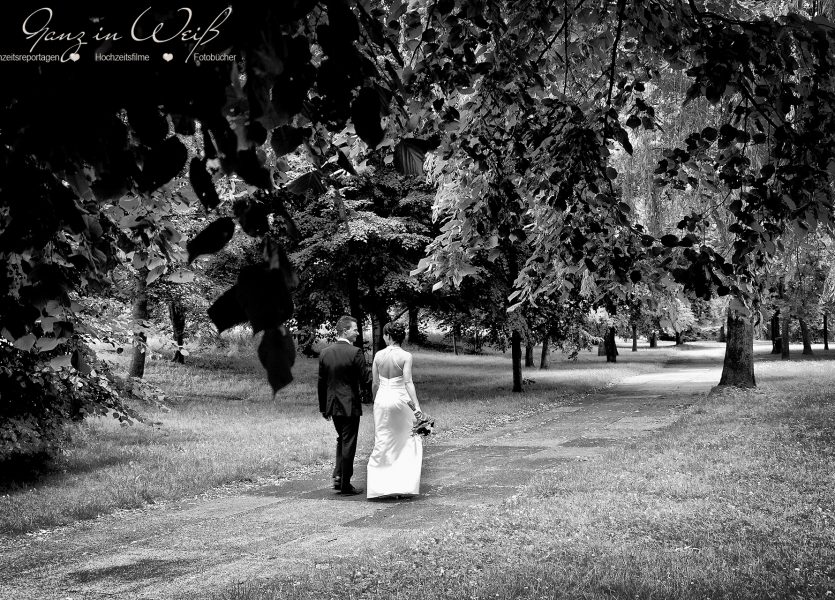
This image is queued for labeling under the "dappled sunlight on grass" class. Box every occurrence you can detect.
[0,341,671,534]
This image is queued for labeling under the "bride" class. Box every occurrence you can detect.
[366,321,423,499]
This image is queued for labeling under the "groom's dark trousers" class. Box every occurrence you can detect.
[318,340,371,491]
[331,415,360,487]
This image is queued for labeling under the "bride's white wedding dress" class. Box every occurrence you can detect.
[366,350,423,499]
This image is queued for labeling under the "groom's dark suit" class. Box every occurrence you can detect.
[318,340,372,492]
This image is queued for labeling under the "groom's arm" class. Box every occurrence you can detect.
[317,353,329,417]
[354,348,372,398]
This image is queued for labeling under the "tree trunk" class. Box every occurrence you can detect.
[129,270,149,378]
[771,311,782,354]
[781,312,791,360]
[525,343,535,367]
[168,299,186,364]
[631,323,638,352]
[649,332,657,348]
[605,327,618,363]
[408,306,421,344]
[799,318,814,355]
[540,335,550,369]
[347,281,365,351]
[598,340,606,355]
[512,329,523,392]
[718,324,726,343]
[824,314,829,351]
[718,310,756,388]
[355,317,366,351]
[675,330,682,345]
[451,320,460,356]
[369,306,387,355]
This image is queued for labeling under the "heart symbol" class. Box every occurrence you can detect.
[162,53,173,62]
[69,53,80,62]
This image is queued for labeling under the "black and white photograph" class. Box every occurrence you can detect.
[1,1,834,598]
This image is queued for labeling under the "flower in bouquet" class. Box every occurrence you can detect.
[412,411,436,437]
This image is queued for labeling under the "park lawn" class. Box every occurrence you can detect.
[0,339,674,535]
[218,350,835,600]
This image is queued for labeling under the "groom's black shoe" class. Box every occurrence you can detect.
[339,485,363,496]
[332,477,342,490]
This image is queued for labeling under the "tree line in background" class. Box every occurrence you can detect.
[3,0,835,459]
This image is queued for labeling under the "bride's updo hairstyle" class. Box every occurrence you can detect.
[383,321,407,345]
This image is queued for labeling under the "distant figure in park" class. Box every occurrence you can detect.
[366,321,424,499]
[318,315,372,495]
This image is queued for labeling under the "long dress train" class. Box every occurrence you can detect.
[366,374,423,498]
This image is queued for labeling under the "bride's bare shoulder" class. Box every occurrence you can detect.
[399,348,414,362]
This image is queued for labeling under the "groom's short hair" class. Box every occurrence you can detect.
[335,315,357,336]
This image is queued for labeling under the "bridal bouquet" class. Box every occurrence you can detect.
[412,411,436,437]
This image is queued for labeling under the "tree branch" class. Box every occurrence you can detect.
[606,0,627,108]
[535,0,590,65]
[564,0,570,96]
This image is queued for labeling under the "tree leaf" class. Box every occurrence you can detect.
[336,149,357,175]
[127,104,169,146]
[140,137,188,193]
[146,266,165,285]
[187,217,236,263]
[351,87,384,148]
[35,337,62,353]
[119,197,141,211]
[285,170,327,198]
[394,138,427,176]
[53,321,74,338]
[167,270,195,284]
[49,355,73,370]
[258,327,296,394]
[71,349,91,374]
[208,286,248,333]
[235,148,272,189]
[13,334,36,352]
[233,198,270,236]
[435,0,454,15]
[189,158,221,211]
[236,263,295,334]
[271,125,309,156]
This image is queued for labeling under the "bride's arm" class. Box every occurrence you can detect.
[401,354,421,414]
[371,355,379,400]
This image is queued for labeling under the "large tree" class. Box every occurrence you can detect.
[288,166,434,352]
[412,0,835,388]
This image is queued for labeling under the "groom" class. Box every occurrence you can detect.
[318,315,372,495]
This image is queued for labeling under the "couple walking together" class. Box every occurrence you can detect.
[318,315,424,498]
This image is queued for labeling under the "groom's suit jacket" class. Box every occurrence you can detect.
[318,340,372,417]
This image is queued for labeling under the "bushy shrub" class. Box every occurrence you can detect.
[0,340,138,461]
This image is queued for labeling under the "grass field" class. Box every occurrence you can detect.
[216,350,835,600]
[0,337,675,535]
